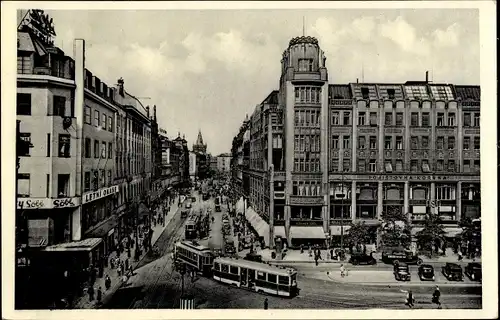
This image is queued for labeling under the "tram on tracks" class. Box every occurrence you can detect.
[184,215,199,240]
[212,257,298,297]
[174,241,215,276]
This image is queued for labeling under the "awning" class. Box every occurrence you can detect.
[43,238,102,252]
[85,215,118,238]
[245,207,270,247]
[444,227,462,238]
[274,226,286,238]
[290,226,326,239]
[330,225,351,236]
[411,227,424,236]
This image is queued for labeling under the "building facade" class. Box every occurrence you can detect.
[217,153,232,173]
[231,36,481,249]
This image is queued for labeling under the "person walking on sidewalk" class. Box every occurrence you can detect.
[340,264,346,278]
[300,244,304,254]
[87,285,95,302]
[97,287,102,304]
[432,286,442,309]
[400,289,415,308]
[117,264,122,277]
[263,298,269,310]
[308,245,312,257]
[105,275,111,291]
[125,258,129,272]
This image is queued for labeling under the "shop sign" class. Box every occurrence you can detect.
[83,185,119,204]
[17,197,80,210]
[273,220,286,226]
[290,196,324,205]
[329,174,480,182]
[290,220,323,226]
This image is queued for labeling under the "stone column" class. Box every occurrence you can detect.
[351,181,357,221]
[404,181,410,222]
[377,181,383,220]
[456,181,462,222]
[430,182,436,215]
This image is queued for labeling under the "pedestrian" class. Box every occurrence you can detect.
[91,266,97,285]
[330,248,334,260]
[110,257,115,269]
[300,244,304,254]
[432,285,442,309]
[263,298,268,310]
[125,258,129,271]
[117,265,122,277]
[315,255,319,266]
[340,264,346,278]
[308,246,312,257]
[88,285,95,301]
[127,247,131,259]
[105,275,111,290]
[97,287,102,304]
[400,289,415,308]
[128,265,133,276]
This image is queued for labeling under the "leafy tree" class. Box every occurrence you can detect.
[415,214,446,257]
[457,217,481,257]
[379,205,412,250]
[346,221,370,254]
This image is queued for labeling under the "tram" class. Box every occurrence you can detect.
[212,257,298,297]
[174,241,215,276]
[185,215,199,240]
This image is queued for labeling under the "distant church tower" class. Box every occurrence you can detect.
[193,130,207,154]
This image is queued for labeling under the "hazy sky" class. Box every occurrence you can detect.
[40,9,479,155]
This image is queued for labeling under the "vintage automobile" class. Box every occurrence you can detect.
[349,252,377,265]
[225,240,236,254]
[418,264,435,281]
[393,262,411,281]
[244,252,263,263]
[442,262,463,281]
[382,250,423,265]
[464,262,482,281]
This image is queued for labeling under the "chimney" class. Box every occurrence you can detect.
[425,71,429,83]
[146,106,150,118]
[356,78,359,83]
[117,77,124,96]
[153,105,157,121]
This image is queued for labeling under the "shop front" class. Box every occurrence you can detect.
[245,206,270,248]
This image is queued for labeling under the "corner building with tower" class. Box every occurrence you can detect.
[231,36,481,249]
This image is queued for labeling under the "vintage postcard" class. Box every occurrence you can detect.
[1,1,497,319]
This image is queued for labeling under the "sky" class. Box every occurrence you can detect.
[34,8,479,156]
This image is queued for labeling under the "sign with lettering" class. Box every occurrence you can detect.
[358,128,377,134]
[290,220,324,227]
[385,128,403,134]
[17,197,80,210]
[464,129,480,135]
[273,220,286,226]
[329,174,479,182]
[82,185,119,204]
[411,128,431,134]
[290,196,324,205]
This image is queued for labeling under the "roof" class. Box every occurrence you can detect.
[17,32,35,52]
[454,85,480,101]
[329,84,352,99]
[262,90,279,105]
[215,256,297,276]
[43,238,102,252]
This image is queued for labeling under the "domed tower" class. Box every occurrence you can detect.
[279,36,330,244]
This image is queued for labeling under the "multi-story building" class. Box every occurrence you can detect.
[189,151,197,182]
[231,35,480,249]
[209,154,218,172]
[192,130,209,180]
[217,153,232,173]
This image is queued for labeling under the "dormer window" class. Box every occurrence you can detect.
[361,87,370,99]
[387,89,395,100]
[298,59,313,72]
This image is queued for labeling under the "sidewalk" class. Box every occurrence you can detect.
[72,196,180,309]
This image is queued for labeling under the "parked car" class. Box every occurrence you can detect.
[464,262,482,281]
[382,250,423,265]
[244,253,263,263]
[393,262,411,281]
[349,252,376,265]
[442,263,463,281]
[418,264,435,281]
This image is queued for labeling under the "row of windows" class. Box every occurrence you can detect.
[331,111,352,126]
[295,87,322,104]
[16,93,73,117]
[84,105,113,132]
[83,169,113,192]
[84,138,113,159]
[17,133,70,158]
[331,136,351,149]
[213,262,292,285]
[17,173,70,198]
[354,111,471,127]
[329,158,480,173]
[294,135,321,152]
[295,110,321,127]
[292,181,322,196]
[294,157,321,172]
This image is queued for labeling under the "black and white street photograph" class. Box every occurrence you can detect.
[1,1,497,319]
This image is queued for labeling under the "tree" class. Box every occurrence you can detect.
[379,205,412,250]
[346,221,370,254]
[415,214,446,257]
[457,217,481,257]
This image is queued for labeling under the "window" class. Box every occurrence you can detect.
[108,116,113,131]
[107,170,112,186]
[331,159,339,172]
[17,93,31,115]
[84,106,91,124]
[343,159,350,172]
[332,112,339,125]
[53,96,66,117]
[464,160,471,173]
[343,112,351,125]
[46,133,51,157]
[57,174,70,197]
[84,172,91,192]
[385,161,393,173]
[463,137,470,150]
[369,112,377,126]
[395,112,403,126]
[361,87,370,99]
[422,160,430,173]
[385,112,393,126]
[447,113,456,126]
[84,138,91,158]
[101,142,106,158]
[393,136,402,150]
[369,136,377,149]
[94,140,99,158]
[436,136,444,150]
[448,160,456,172]
[464,113,471,127]
[474,160,480,171]
[267,274,277,283]
[436,160,444,171]
[410,112,419,126]
[100,169,105,188]
[387,89,395,99]
[92,170,98,190]
[383,136,391,149]
[94,110,100,127]
[101,113,107,128]
[447,137,455,150]
[422,112,430,126]
[436,185,455,200]
[474,137,480,150]
[298,59,313,72]
[358,112,366,125]
[358,160,366,172]
[17,173,30,197]
[410,160,418,172]
[368,159,377,172]
[358,136,366,149]
[343,136,350,149]
[421,136,429,149]
[396,160,403,171]
[18,133,32,156]
[257,271,266,281]
[473,113,480,127]
[108,142,113,159]
[58,134,71,157]
[410,136,418,149]
[437,113,444,126]
[278,275,289,285]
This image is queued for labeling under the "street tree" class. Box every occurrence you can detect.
[457,217,481,257]
[415,214,446,257]
[379,205,412,250]
[346,221,370,254]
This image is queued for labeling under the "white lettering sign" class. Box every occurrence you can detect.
[82,185,119,204]
[17,197,80,210]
